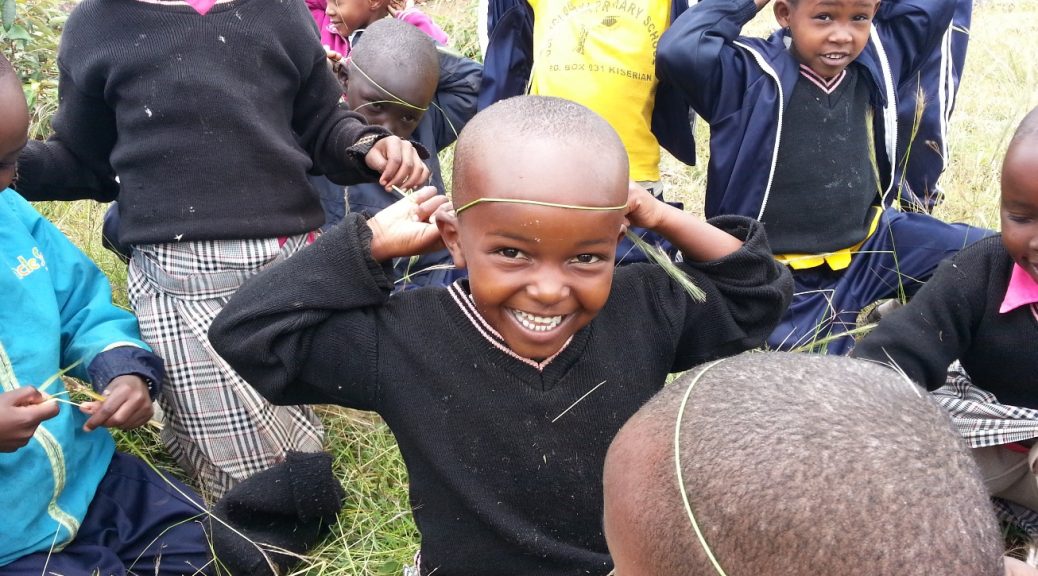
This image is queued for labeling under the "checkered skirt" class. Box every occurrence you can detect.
[128,234,324,500]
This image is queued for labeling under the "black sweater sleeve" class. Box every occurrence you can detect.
[851,238,992,389]
[669,215,793,370]
[209,214,392,409]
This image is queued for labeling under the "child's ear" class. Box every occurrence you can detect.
[773,0,793,28]
[436,209,467,269]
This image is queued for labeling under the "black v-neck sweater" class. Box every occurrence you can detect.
[209,214,792,575]
[854,236,1038,409]
[15,0,386,245]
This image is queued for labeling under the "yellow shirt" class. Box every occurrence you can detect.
[528,0,671,181]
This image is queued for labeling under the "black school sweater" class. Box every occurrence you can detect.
[853,236,1038,409]
[15,0,387,245]
[208,213,792,575]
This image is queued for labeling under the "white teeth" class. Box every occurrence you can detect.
[512,309,564,332]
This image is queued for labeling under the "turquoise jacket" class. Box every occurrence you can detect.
[0,189,162,566]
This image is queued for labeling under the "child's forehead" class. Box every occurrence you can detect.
[794,0,879,10]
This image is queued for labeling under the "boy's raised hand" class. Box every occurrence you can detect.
[624,181,744,262]
[0,387,59,452]
[365,136,431,192]
[80,374,153,432]
[367,186,449,261]
[624,181,668,231]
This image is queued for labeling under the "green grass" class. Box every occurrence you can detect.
[6,0,1038,573]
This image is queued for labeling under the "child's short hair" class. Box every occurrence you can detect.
[604,352,1004,576]
[1010,107,1038,147]
[350,17,438,97]
[452,95,628,200]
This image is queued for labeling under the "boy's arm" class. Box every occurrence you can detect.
[429,46,483,150]
[476,0,534,111]
[874,0,956,81]
[8,192,161,429]
[15,64,120,202]
[626,183,743,262]
[656,0,762,123]
[851,249,985,390]
[208,190,446,409]
[625,185,793,368]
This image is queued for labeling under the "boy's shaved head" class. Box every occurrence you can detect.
[604,352,1004,576]
[350,17,438,95]
[452,95,629,208]
[1010,106,1038,147]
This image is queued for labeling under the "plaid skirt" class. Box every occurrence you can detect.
[128,234,324,500]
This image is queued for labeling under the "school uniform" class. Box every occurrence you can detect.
[854,235,1038,517]
[0,189,209,575]
[657,0,989,354]
[14,0,392,498]
[208,213,792,575]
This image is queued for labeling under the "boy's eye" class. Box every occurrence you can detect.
[403,114,418,124]
[495,247,525,259]
[1007,214,1035,224]
[813,13,832,21]
[852,14,872,21]
[571,253,603,264]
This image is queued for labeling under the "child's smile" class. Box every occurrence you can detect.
[455,200,622,360]
[442,140,629,361]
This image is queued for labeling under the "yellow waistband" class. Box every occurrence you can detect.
[774,207,883,271]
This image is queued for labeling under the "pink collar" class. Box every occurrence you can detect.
[184,0,218,14]
[1000,264,1038,314]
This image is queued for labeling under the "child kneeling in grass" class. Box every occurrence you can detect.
[208,95,793,575]
[853,107,1038,519]
[604,352,1037,576]
[0,55,212,576]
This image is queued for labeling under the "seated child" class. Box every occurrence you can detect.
[14,0,429,499]
[656,0,989,355]
[341,18,481,288]
[853,108,1038,515]
[208,95,792,575]
[603,352,1025,576]
[0,55,212,576]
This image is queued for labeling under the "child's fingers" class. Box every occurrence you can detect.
[381,141,418,190]
[8,386,47,407]
[416,194,449,222]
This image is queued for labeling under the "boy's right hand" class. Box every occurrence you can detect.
[0,387,59,452]
[365,136,431,192]
[367,187,449,261]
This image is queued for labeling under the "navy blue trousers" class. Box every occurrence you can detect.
[768,209,991,355]
[3,452,213,576]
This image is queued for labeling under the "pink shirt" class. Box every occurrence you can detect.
[999,264,1038,314]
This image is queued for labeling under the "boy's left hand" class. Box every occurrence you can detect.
[365,136,431,192]
[80,375,153,432]
[624,181,667,230]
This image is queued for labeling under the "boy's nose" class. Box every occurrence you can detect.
[830,25,853,44]
[526,272,571,305]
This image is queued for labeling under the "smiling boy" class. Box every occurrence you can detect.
[208,95,791,575]
[657,0,988,354]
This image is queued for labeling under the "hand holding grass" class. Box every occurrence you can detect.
[624,181,743,262]
[367,186,450,261]
[0,388,59,452]
[365,136,431,192]
[80,375,153,432]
